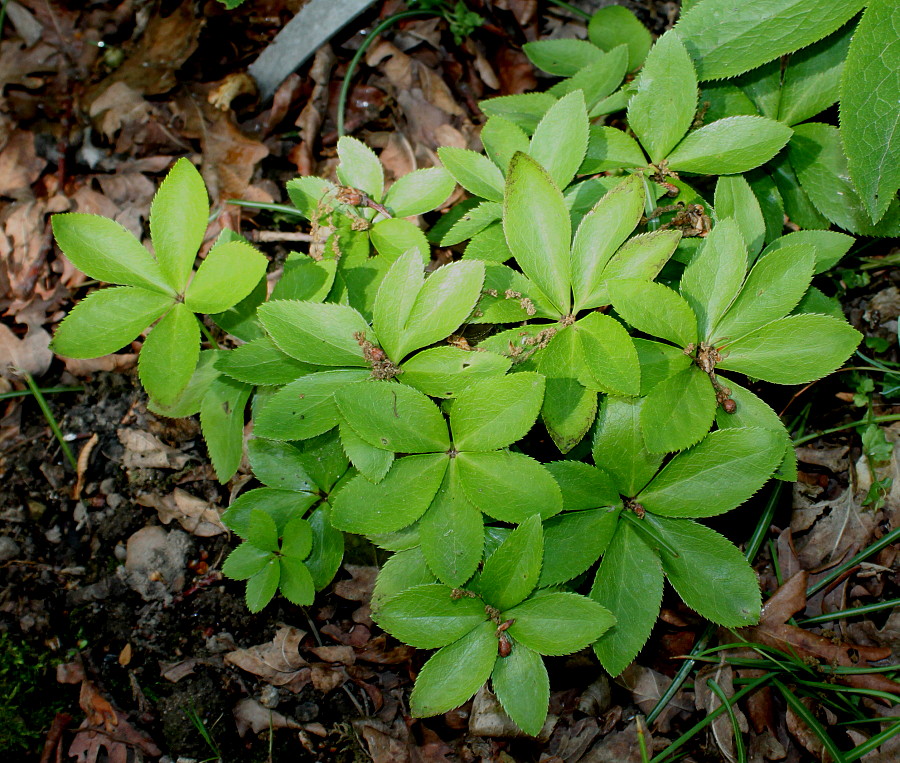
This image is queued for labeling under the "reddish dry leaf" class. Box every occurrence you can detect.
[355,635,415,665]
[760,570,809,626]
[494,47,537,94]
[579,720,642,763]
[694,662,748,763]
[63,354,138,378]
[310,663,348,693]
[0,40,59,92]
[0,129,45,197]
[334,564,378,602]
[224,625,308,686]
[309,645,355,665]
[786,697,836,762]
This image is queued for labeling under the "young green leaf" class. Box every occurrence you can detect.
[149,350,222,419]
[469,263,557,324]
[638,427,782,517]
[374,584,488,649]
[383,167,455,217]
[714,176,766,258]
[371,547,437,608]
[247,439,316,492]
[50,287,173,359]
[305,505,345,590]
[437,147,505,202]
[503,153,572,315]
[222,543,273,580]
[369,218,430,262]
[137,303,199,406]
[270,254,336,303]
[640,365,717,453]
[335,381,450,454]
[588,5,652,70]
[718,314,861,384]
[746,170,787,245]
[336,136,384,201]
[450,372,545,452]
[440,202,503,247]
[245,557,280,613]
[216,337,315,386]
[409,621,497,717]
[286,175,335,219]
[478,514,542,611]
[768,152,830,230]
[223,489,318,538]
[399,346,511,399]
[666,116,793,175]
[372,248,423,361]
[330,453,448,534]
[338,422,391,484]
[479,93,557,135]
[522,38,604,76]
[627,30,697,164]
[591,522,663,676]
[246,509,280,552]
[580,127,647,174]
[634,338,693,395]
[199,376,251,482]
[608,279,698,348]
[543,461,621,512]
[481,117,530,174]
[279,556,315,605]
[592,396,664,497]
[539,508,621,588]
[528,91,589,190]
[589,230,681,308]
[491,642,550,737]
[760,230,853,275]
[150,157,209,292]
[648,515,762,626]
[549,47,628,110]
[258,300,371,368]
[840,0,900,224]
[184,241,268,314]
[50,214,173,295]
[574,312,640,396]
[506,592,616,656]
[456,451,562,522]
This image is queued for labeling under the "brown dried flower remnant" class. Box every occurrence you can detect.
[354,331,401,380]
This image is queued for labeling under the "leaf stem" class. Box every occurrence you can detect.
[792,414,900,447]
[198,320,220,350]
[0,386,83,401]
[20,371,77,470]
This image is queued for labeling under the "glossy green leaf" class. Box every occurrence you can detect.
[718,314,861,384]
[492,642,549,737]
[479,514,542,611]
[184,241,268,314]
[292,429,348,493]
[375,583,488,649]
[504,153,571,314]
[479,93,557,135]
[246,508,279,552]
[409,621,497,717]
[641,365,717,453]
[330,453,448,534]
[590,229,681,308]
[528,91,589,191]
[667,116,793,175]
[286,175,335,219]
[734,59,782,119]
[592,396,663,497]
[506,592,616,656]
[608,279,698,348]
[305,504,345,590]
[216,337,315,386]
[50,286,173,358]
[768,153,830,230]
[137,303,199,406]
[339,422,393,482]
[627,31,697,164]
[580,126,646,174]
[745,171,785,246]
[591,522,663,676]
[451,372,545,452]
[634,338,692,395]
[222,489,318,537]
[400,346,511,399]
[539,508,621,588]
[384,167,455,217]
[258,300,371,367]
[481,117,530,174]
[372,547,437,608]
[437,147,505,202]
[574,312,640,396]
[639,427,782,517]
[245,558,280,613]
[588,5,652,70]
[248,439,316,492]
[760,230,853,274]
[200,376,251,482]
[270,254,336,304]
[222,543,273,580]
[457,451,562,522]
[649,515,762,626]
[254,370,368,441]
[523,38,604,76]
[714,176,765,258]
[470,263,557,324]
[697,82,760,122]
[279,556,315,605]
[372,249,424,361]
[369,218,430,262]
[440,202,502,247]
[543,461,620,512]
[675,0,866,80]
[792,287,843,320]
[148,350,222,419]
[547,47,628,110]
[50,214,173,295]
[336,136,384,201]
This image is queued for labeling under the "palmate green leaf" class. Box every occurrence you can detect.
[335,381,450,454]
[150,157,209,292]
[293,429,348,493]
[441,202,502,247]
[591,522,663,676]
[339,422,393,482]
[712,243,815,344]
[536,327,598,454]
[286,175,335,219]
[543,461,620,511]
[779,22,854,126]
[200,376,251,482]
[246,509,279,552]
[223,489,318,538]
[574,312,640,396]
[481,117,530,175]
[609,279,697,348]
[457,451,562,522]
[279,557,315,606]
[336,136,384,201]
[469,263,557,324]
[592,396,663,497]
[149,350,222,419]
[384,167,455,217]
[768,153,830,230]
[372,249,423,361]
[419,459,483,586]
[492,641,549,737]
[675,0,866,81]
[216,337,315,386]
[504,153,571,315]
[648,515,762,626]
[627,31,697,164]
[580,127,646,174]
[450,373,544,452]
[270,254,336,303]
[51,214,173,295]
[638,427,782,517]
[137,303,199,406]
[666,116,793,175]
[841,0,900,224]
[50,286,173,359]
[641,365,717,454]
[258,300,371,367]
[410,621,497,717]
[223,543,273,580]
[437,147,505,202]
[539,508,621,588]
[305,505,345,590]
[718,314,861,384]
[588,5,652,70]
[371,547,436,609]
[248,439,316,492]
[714,176,765,258]
[506,592,616,656]
[589,230,681,308]
[734,59,782,119]
[254,370,368,441]
[523,38,603,76]
[746,170,786,246]
[400,347,511,399]
[761,230,853,275]
[479,93,557,135]
[788,123,900,236]
[528,91,589,196]
[374,584,488,649]
[547,47,628,110]
[679,218,745,338]
[331,453,448,534]
[210,269,267,342]
[634,338,692,395]
[369,218,430,262]
[571,174,645,312]
[245,558,280,613]
[479,514,542,611]
[183,241,268,314]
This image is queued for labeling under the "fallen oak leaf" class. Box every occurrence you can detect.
[224,625,308,686]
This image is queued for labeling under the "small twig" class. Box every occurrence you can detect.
[252,231,314,243]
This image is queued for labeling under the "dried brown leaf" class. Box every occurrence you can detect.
[225,625,308,686]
